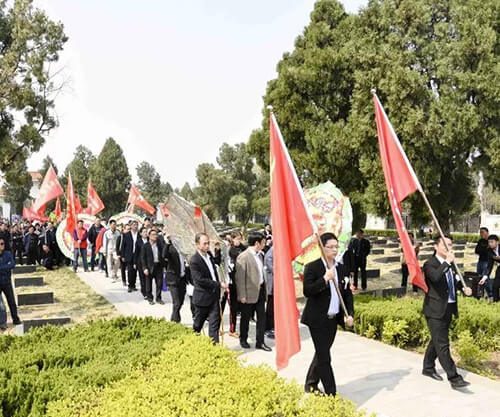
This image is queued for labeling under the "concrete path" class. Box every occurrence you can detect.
[77,270,500,417]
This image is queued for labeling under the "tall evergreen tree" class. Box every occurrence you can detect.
[40,155,59,177]
[91,138,131,217]
[4,161,32,215]
[62,146,95,199]
[136,161,171,207]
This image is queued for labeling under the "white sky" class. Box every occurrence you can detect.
[28,0,367,188]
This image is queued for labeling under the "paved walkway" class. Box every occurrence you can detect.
[77,270,500,417]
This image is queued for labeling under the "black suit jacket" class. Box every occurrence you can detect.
[119,232,138,263]
[422,256,462,319]
[301,258,354,329]
[140,241,165,274]
[485,247,500,279]
[349,237,371,259]
[162,240,186,285]
[189,251,220,307]
[134,237,148,267]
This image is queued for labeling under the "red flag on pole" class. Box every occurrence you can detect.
[23,202,48,222]
[194,205,202,219]
[373,91,427,292]
[127,185,156,215]
[65,173,77,233]
[55,196,62,220]
[33,165,64,212]
[159,203,169,218]
[86,180,105,215]
[270,111,316,369]
[75,194,83,215]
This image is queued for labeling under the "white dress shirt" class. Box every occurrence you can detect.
[200,251,217,281]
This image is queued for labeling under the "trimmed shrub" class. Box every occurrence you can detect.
[456,330,487,372]
[46,334,370,417]
[0,317,190,417]
[363,229,479,243]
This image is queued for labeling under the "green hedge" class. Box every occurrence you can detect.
[0,317,190,417]
[47,334,369,417]
[364,229,479,242]
[354,295,500,352]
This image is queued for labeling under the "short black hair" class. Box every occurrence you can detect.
[358,229,364,234]
[488,234,499,242]
[320,232,338,246]
[77,220,83,224]
[109,219,116,225]
[195,232,208,243]
[139,226,146,234]
[433,234,453,245]
[248,233,265,247]
[265,223,270,227]
[480,227,489,233]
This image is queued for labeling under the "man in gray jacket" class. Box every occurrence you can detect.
[235,233,271,351]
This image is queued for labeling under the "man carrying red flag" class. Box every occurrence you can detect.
[127,185,155,216]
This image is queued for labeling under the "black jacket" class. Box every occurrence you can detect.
[475,238,489,263]
[349,237,371,259]
[119,231,138,263]
[134,237,148,267]
[422,256,462,319]
[0,230,11,251]
[486,247,500,279]
[189,251,220,307]
[88,224,104,246]
[140,241,165,274]
[162,240,186,285]
[301,258,354,329]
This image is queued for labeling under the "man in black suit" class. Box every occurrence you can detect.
[120,220,139,293]
[301,232,354,396]
[480,234,500,302]
[190,232,227,343]
[422,234,472,389]
[349,229,371,290]
[140,229,165,305]
[162,231,187,323]
[134,227,149,299]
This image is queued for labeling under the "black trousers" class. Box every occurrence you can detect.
[193,300,221,343]
[27,248,38,265]
[305,318,338,395]
[423,304,460,381]
[221,282,238,332]
[493,278,500,302]
[126,261,137,290]
[353,257,367,289]
[169,281,186,323]
[266,294,274,331]
[14,248,23,265]
[120,260,127,285]
[239,283,266,346]
[0,282,20,323]
[401,264,419,292]
[146,264,163,301]
[137,266,146,296]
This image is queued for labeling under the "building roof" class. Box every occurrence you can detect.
[30,171,42,182]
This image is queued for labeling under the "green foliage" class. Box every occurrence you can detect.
[228,194,248,221]
[135,161,171,207]
[0,317,190,417]
[40,156,58,177]
[249,0,500,229]
[456,330,487,372]
[0,0,67,180]
[91,138,131,217]
[46,334,368,417]
[4,160,32,214]
[61,146,96,200]
[363,229,479,242]
[381,319,409,348]
[179,182,195,201]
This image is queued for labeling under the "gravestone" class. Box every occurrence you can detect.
[15,317,71,335]
[374,256,400,264]
[385,243,399,248]
[13,265,36,275]
[372,248,385,255]
[17,292,54,306]
[455,252,464,258]
[366,269,380,278]
[14,276,44,287]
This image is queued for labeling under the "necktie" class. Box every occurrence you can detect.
[447,269,455,302]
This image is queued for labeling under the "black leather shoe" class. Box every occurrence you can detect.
[127,288,133,293]
[156,300,165,305]
[148,300,155,305]
[256,343,272,352]
[13,318,21,325]
[450,379,470,389]
[240,341,251,349]
[422,370,443,381]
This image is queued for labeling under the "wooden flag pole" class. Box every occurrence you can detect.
[419,190,468,289]
[315,233,350,319]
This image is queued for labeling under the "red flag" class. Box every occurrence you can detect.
[65,173,77,233]
[373,92,427,292]
[86,180,105,215]
[194,205,202,219]
[75,194,83,214]
[95,227,106,254]
[127,185,155,215]
[55,197,62,220]
[33,166,64,212]
[23,202,48,222]
[270,112,315,369]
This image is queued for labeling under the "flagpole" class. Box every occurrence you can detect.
[268,105,349,319]
[370,89,468,290]
[419,190,468,289]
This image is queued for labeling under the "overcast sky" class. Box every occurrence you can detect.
[29,0,367,188]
